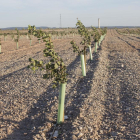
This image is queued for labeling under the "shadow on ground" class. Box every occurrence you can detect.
[1,51,80,140]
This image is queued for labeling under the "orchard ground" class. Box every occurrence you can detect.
[0,29,140,140]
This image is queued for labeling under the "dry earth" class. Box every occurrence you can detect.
[0,29,140,140]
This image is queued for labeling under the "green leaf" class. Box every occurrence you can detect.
[33,61,36,66]
[31,67,36,71]
[39,61,43,65]
[55,63,58,69]
[57,61,60,66]
[61,62,64,66]
[52,84,57,88]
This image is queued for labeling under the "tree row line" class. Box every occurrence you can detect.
[27,20,107,125]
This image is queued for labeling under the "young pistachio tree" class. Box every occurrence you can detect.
[56,31,59,39]
[70,41,86,76]
[35,29,43,44]
[92,27,107,52]
[91,26,97,38]
[77,20,91,63]
[100,27,107,44]
[60,32,64,39]
[11,33,14,41]
[4,33,7,41]
[98,27,107,45]
[91,26,100,52]
[28,25,35,35]
[93,31,100,53]
[28,35,32,46]
[16,29,19,35]
[65,32,67,39]
[14,35,20,50]
[28,25,68,124]
[70,20,91,76]
[16,29,21,39]
[103,27,107,36]
[28,25,36,45]
[26,33,29,39]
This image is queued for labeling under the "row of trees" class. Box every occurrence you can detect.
[116,28,140,36]
[28,20,107,124]
[0,29,78,41]
[0,20,107,124]
[0,29,79,53]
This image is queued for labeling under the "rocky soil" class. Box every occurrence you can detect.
[0,29,140,140]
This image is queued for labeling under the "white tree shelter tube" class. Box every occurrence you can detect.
[89,45,93,60]
[80,54,86,76]
[57,83,67,124]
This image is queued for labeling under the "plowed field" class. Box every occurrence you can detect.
[0,29,140,140]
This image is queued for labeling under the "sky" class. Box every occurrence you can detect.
[0,0,140,28]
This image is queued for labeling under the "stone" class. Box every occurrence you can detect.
[79,113,84,118]
[109,138,114,140]
[64,115,68,120]
[100,130,103,134]
[41,133,45,137]
[24,133,28,136]
[125,107,131,111]
[78,132,83,138]
[88,127,93,132]
[79,126,82,130]
[7,126,12,134]
[41,133,46,140]
[72,135,77,139]
[53,130,58,138]
[46,122,51,128]
[54,96,57,100]
[31,126,36,130]
[36,134,41,138]
[43,128,48,132]
[31,116,34,120]
[120,126,125,131]
[110,131,117,137]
